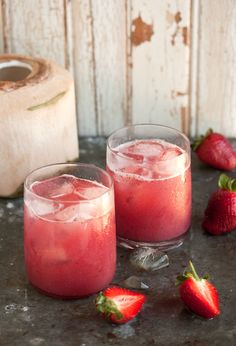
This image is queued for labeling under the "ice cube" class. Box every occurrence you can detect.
[32,174,76,199]
[75,183,109,200]
[129,247,169,272]
[160,147,182,161]
[134,140,165,158]
[54,203,98,222]
[27,199,61,218]
[120,140,165,160]
[154,152,187,178]
[121,276,149,290]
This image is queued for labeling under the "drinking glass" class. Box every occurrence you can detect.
[106,124,191,250]
[24,163,116,298]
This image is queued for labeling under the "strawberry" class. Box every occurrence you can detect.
[192,128,236,171]
[202,174,236,235]
[95,286,146,324]
[177,261,220,319]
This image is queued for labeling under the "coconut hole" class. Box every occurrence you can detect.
[0,60,32,82]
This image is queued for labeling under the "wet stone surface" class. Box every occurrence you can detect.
[0,137,236,346]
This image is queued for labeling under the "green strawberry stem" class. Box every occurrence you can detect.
[177,261,207,285]
[189,261,200,281]
[96,292,123,320]
[191,128,213,151]
[218,174,236,192]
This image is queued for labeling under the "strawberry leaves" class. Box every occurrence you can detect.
[218,174,236,192]
[96,292,123,320]
[191,128,213,151]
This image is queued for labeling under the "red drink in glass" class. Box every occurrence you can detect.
[24,164,116,298]
[107,125,192,250]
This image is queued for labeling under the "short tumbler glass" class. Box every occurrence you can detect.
[24,163,116,298]
[106,124,192,250]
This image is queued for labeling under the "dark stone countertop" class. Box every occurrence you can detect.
[0,137,236,346]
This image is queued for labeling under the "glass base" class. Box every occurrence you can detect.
[30,282,106,300]
[117,232,188,251]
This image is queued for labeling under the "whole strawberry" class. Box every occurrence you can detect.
[192,129,236,171]
[177,261,220,319]
[95,286,146,324]
[202,174,236,235]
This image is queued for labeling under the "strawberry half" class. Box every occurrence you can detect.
[192,129,236,171]
[202,174,236,235]
[95,286,146,324]
[177,261,220,319]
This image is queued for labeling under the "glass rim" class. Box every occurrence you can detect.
[24,162,113,204]
[107,123,190,162]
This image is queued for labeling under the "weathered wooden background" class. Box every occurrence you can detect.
[0,0,235,137]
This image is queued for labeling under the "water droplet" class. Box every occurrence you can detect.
[22,306,29,312]
[4,303,29,313]
[6,202,14,209]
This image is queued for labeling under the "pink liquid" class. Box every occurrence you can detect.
[107,139,191,243]
[24,175,116,298]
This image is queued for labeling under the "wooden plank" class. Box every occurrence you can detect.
[91,0,127,135]
[72,0,96,136]
[195,0,236,137]
[189,0,200,137]
[73,0,127,136]
[63,0,74,73]
[130,0,191,134]
[0,2,3,53]
[2,0,66,66]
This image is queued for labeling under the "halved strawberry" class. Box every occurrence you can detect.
[192,129,236,171]
[202,174,236,235]
[177,261,220,319]
[95,286,146,324]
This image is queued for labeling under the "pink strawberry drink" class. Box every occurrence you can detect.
[24,164,116,298]
[107,125,192,248]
